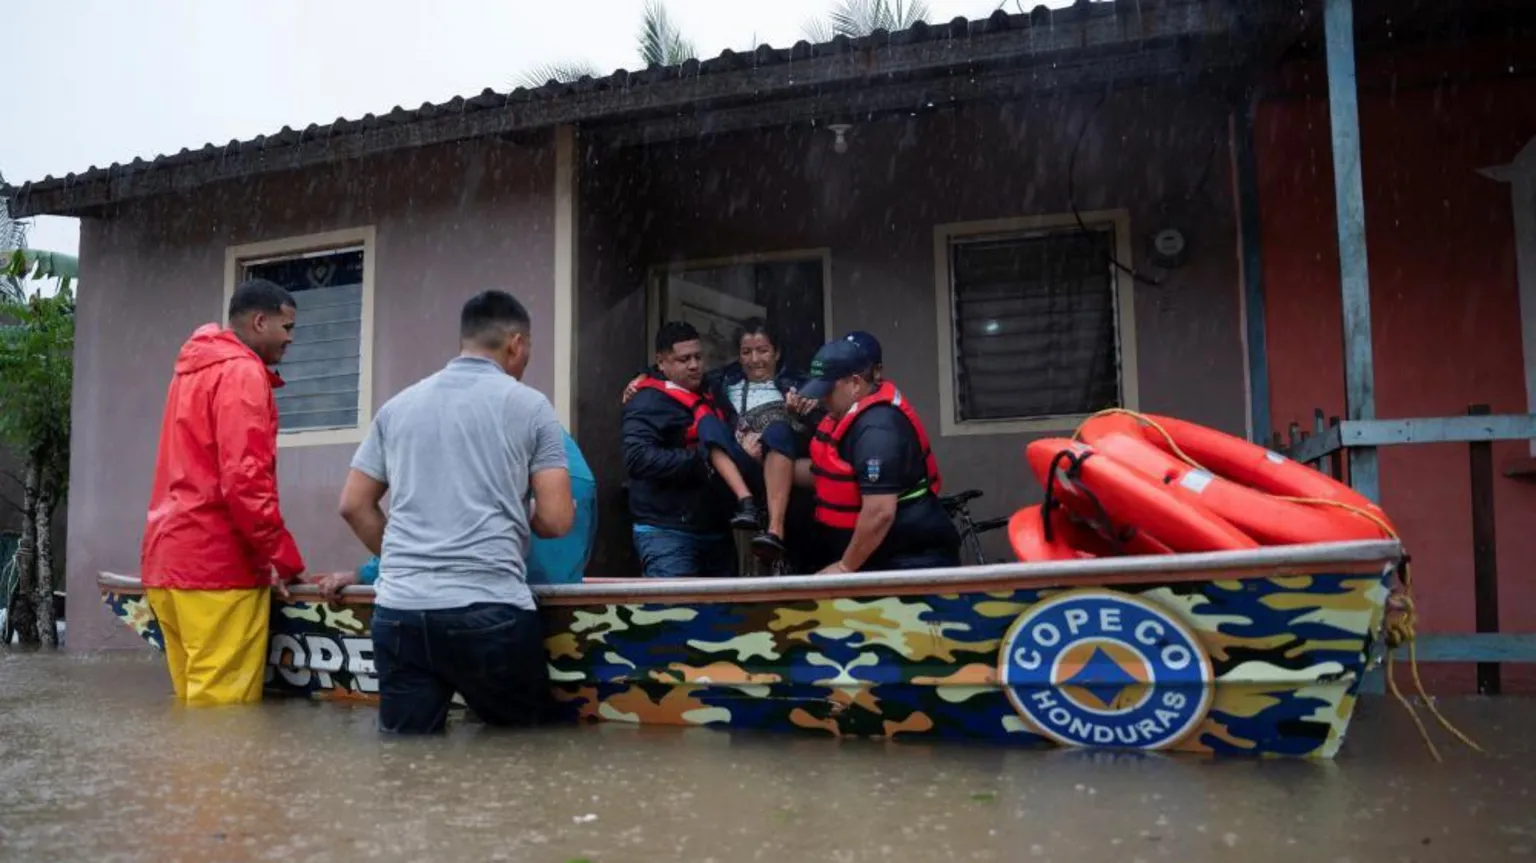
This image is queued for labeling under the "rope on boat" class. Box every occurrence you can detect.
[1071,407,1484,762]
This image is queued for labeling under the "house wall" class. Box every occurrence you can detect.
[67,137,556,650]
[577,89,1249,574]
[1255,39,1536,691]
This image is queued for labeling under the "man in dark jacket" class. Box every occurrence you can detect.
[622,322,737,577]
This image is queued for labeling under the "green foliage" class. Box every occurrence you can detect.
[0,288,74,496]
[515,61,605,91]
[2,174,32,302]
[637,0,695,67]
[804,0,931,42]
[4,248,79,296]
[516,0,695,88]
[515,0,934,89]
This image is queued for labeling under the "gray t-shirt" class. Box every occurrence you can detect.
[350,355,567,611]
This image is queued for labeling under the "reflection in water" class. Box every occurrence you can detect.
[2,651,1533,862]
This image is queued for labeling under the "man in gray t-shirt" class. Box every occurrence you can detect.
[336,289,573,735]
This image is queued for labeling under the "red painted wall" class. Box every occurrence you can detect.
[1255,40,1536,692]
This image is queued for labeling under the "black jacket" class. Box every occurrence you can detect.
[621,377,733,533]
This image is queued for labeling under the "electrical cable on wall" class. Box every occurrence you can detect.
[1065,87,1219,288]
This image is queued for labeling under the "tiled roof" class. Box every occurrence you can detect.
[5,0,1282,217]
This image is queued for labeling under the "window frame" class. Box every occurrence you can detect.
[932,210,1140,437]
[644,248,834,367]
[222,225,378,449]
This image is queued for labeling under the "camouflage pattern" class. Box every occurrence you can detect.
[101,562,1392,758]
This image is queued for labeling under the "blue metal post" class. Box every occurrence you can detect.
[1324,0,1380,502]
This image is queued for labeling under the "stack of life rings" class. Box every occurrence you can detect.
[1009,410,1397,562]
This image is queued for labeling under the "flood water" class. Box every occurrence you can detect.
[2,651,1533,862]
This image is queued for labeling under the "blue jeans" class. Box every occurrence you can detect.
[632,525,737,578]
[371,603,548,734]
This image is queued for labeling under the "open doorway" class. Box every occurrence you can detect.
[647,250,832,372]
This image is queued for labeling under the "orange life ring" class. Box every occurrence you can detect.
[1008,502,1176,562]
[1008,505,1094,562]
[1085,431,1389,545]
[1025,438,1258,554]
[1077,412,1394,532]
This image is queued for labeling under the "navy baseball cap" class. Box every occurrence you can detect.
[843,330,882,365]
[799,339,873,400]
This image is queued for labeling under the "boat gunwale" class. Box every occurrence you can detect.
[99,539,1401,606]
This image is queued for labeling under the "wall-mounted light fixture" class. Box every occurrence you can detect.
[828,123,852,155]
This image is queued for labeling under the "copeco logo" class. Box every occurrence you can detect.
[998,590,1213,750]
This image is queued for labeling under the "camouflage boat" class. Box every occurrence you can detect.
[98,538,1402,758]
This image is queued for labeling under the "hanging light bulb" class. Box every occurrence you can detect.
[828,123,852,155]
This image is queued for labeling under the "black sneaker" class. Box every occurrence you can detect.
[751,531,787,562]
[731,498,762,530]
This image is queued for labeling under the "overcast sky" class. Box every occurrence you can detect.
[7,0,1065,262]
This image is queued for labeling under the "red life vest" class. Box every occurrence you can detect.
[810,380,942,529]
[633,377,720,445]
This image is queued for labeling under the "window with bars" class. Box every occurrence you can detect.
[241,246,366,433]
[946,224,1123,422]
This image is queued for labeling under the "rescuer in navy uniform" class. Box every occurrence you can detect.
[795,339,960,573]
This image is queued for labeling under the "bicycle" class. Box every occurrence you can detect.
[940,489,1011,566]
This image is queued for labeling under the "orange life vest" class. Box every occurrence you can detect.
[634,377,720,446]
[810,380,942,529]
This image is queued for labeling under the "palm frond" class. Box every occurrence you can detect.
[823,0,931,38]
[0,212,23,251]
[1,174,29,301]
[802,17,836,43]
[510,1,696,95]
[513,61,604,91]
[1,175,28,262]
[639,0,695,67]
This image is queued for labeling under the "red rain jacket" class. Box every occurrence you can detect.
[140,324,306,590]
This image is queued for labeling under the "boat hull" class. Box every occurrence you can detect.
[100,541,1400,758]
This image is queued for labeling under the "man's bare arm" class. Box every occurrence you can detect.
[338,469,389,556]
[529,467,575,539]
[825,493,898,573]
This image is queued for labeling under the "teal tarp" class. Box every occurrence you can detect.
[356,430,596,587]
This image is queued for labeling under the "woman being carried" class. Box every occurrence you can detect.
[622,319,818,567]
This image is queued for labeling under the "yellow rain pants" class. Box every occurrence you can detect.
[145,587,270,706]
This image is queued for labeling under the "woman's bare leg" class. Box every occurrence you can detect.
[763,451,793,539]
[711,447,753,502]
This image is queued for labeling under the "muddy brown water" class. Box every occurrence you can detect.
[2,650,1533,863]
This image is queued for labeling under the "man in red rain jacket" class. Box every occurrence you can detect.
[140,278,307,706]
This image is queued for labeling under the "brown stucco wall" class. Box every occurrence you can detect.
[577,89,1248,573]
[68,137,556,649]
